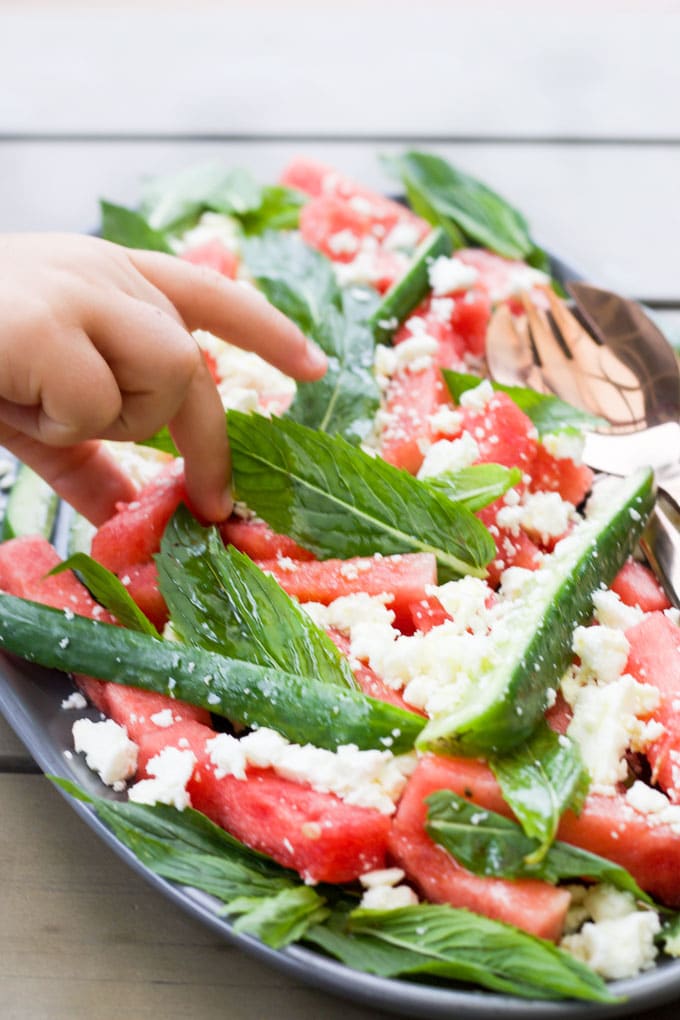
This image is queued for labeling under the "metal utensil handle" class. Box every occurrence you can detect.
[640,494,680,608]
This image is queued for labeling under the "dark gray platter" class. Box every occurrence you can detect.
[2,252,680,1018]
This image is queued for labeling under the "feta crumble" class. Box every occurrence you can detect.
[427,255,479,296]
[128,746,197,810]
[61,691,87,711]
[417,433,480,479]
[72,718,138,790]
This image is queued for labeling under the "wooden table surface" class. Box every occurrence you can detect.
[2,4,680,1017]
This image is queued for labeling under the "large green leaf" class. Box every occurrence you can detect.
[227,411,495,581]
[490,722,590,861]
[385,151,535,260]
[242,232,380,443]
[54,779,326,949]
[307,905,615,1002]
[426,790,653,903]
[156,506,356,689]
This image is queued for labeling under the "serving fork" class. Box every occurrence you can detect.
[486,283,680,606]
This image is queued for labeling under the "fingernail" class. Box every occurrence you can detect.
[305,343,328,373]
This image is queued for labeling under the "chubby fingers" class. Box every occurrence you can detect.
[127,249,328,381]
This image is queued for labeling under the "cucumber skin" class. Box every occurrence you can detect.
[2,464,58,541]
[418,470,656,756]
[370,227,453,344]
[0,593,423,754]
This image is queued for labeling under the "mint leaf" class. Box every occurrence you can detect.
[228,411,495,581]
[426,790,653,902]
[385,151,534,260]
[243,232,380,443]
[157,505,356,689]
[443,369,607,436]
[307,904,615,1002]
[0,593,423,752]
[238,185,307,235]
[99,201,173,253]
[424,464,521,512]
[140,163,259,231]
[48,553,159,637]
[53,778,325,949]
[490,722,590,861]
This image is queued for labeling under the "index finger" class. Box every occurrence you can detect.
[127,250,328,381]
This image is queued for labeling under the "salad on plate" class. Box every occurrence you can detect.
[1,151,679,1009]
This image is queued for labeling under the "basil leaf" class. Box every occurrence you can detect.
[0,593,423,752]
[228,411,495,581]
[48,553,160,637]
[54,778,325,949]
[385,151,534,260]
[157,505,356,689]
[490,722,590,861]
[443,369,607,436]
[99,201,174,253]
[138,426,178,456]
[306,905,614,1002]
[424,464,521,512]
[426,790,653,903]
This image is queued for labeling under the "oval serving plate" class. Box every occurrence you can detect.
[2,256,680,1020]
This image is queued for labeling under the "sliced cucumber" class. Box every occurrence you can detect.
[369,226,453,344]
[418,469,655,756]
[2,464,58,541]
[67,512,97,556]
[0,593,424,754]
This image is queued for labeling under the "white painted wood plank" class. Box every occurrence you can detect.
[1,139,679,299]
[0,775,395,1020]
[1,5,680,138]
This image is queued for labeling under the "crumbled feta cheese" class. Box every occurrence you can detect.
[382,221,422,252]
[221,386,260,413]
[489,264,551,303]
[498,566,535,600]
[173,211,240,254]
[194,329,295,405]
[428,577,493,636]
[128,746,197,810]
[327,229,361,256]
[150,708,175,728]
[206,732,248,780]
[566,674,660,789]
[359,867,406,889]
[560,909,660,980]
[625,781,680,831]
[417,433,480,479]
[592,589,644,631]
[572,625,630,685]
[301,592,395,635]
[61,691,87,711]
[517,492,572,540]
[542,431,585,465]
[458,379,494,411]
[72,718,138,790]
[373,334,438,385]
[427,406,463,436]
[428,255,479,296]
[360,883,419,910]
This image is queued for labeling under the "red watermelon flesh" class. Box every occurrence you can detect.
[91,462,188,574]
[219,518,316,562]
[137,720,391,884]
[390,754,570,940]
[529,444,593,507]
[379,363,451,475]
[625,612,680,801]
[612,559,671,612]
[256,552,437,634]
[118,561,168,632]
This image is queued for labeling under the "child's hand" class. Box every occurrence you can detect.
[0,234,327,524]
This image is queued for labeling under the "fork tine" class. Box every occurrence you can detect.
[518,293,589,408]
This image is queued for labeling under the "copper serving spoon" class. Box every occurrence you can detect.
[486,283,680,605]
